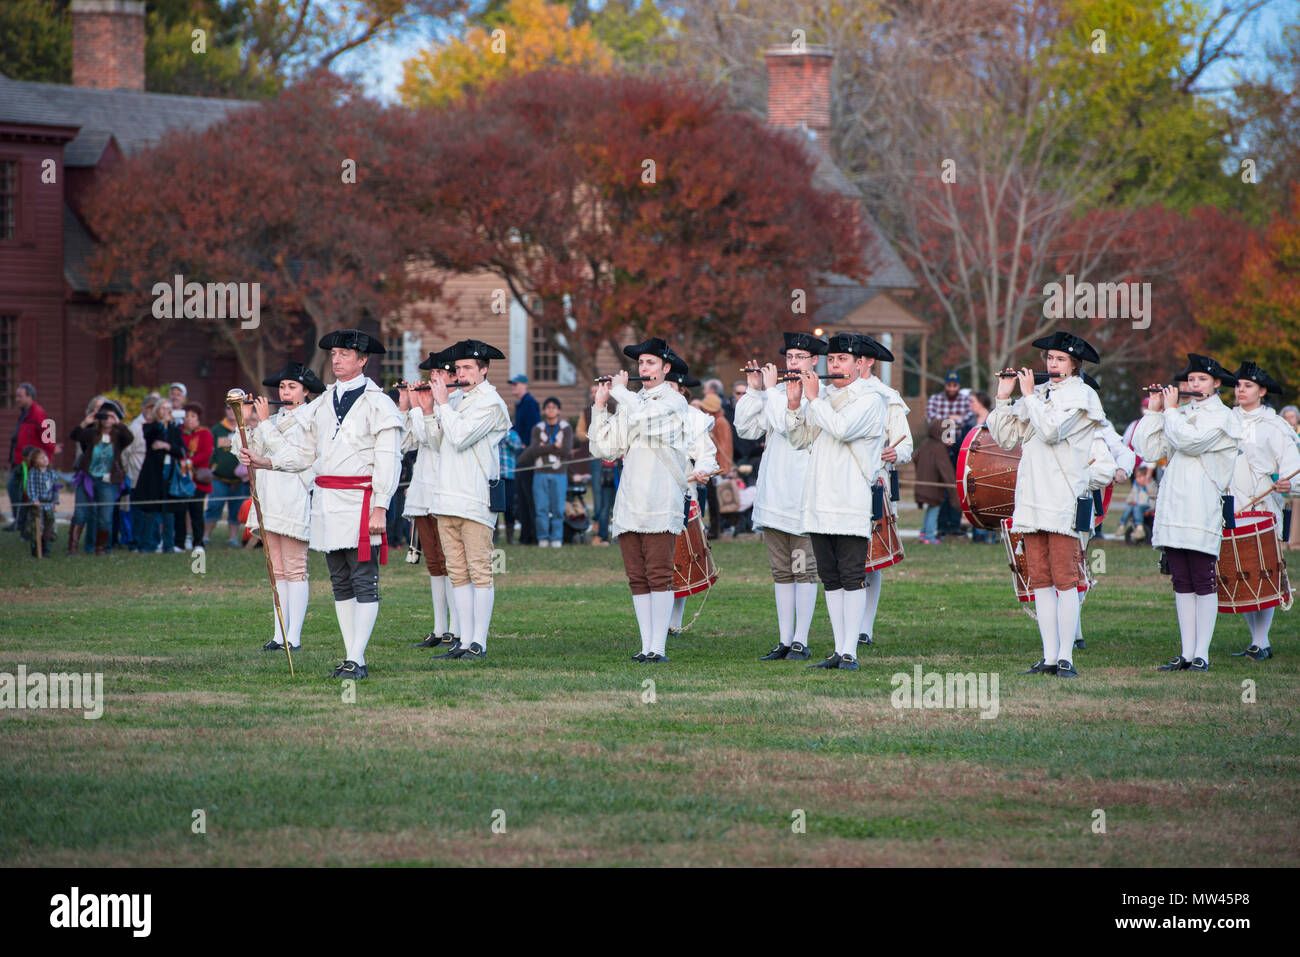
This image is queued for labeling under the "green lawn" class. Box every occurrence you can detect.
[1,515,1296,867]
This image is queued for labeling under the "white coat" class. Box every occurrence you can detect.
[863,376,914,518]
[261,377,404,553]
[401,391,462,519]
[985,375,1104,537]
[1230,404,1300,533]
[589,382,705,537]
[734,385,810,535]
[785,376,887,538]
[234,409,314,541]
[1098,417,1137,477]
[428,381,511,530]
[1133,394,1242,556]
[684,406,719,493]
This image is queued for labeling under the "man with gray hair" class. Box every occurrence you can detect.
[7,383,54,532]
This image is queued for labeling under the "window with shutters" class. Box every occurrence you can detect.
[0,316,16,408]
[530,323,558,383]
[0,161,16,240]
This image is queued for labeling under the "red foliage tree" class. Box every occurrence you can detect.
[84,72,439,386]
[391,69,870,380]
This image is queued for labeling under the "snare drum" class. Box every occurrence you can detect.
[1217,511,1293,613]
[673,499,718,597]
[865,511,905,572]
[1001,519,1092,603]
[957,426,1021,531]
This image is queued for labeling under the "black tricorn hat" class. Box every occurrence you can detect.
[418,347,455,373]
[1032,331,1100,364]
[1175,353,1237,386]
[860,334,895,363]
[1233,361,1281,396]
[780,331,829,356]
[448,339,505,362]
[826,332,874,357]
[663,353,695,386]
[623,336,675,362]
[318,329,385,354]
[262,361,326,394]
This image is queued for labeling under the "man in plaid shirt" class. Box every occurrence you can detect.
[926,371,970,423]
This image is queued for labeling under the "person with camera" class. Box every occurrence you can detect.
[68,397,134,556]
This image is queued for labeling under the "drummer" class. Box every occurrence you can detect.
[1227,362,1299,661]
[986,331,1105,679]
[785,333,888,671]
[734,332,826,662]
[663,354,720,636]
[1133,354,1243,672]
[856,335,913,648]
[588,338,713,663]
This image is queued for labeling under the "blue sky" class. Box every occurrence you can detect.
[328,0,1295,103]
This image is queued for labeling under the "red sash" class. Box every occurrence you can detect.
[315,474,388,564]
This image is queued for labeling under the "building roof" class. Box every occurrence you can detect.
[0,73,252,166]
[807,146,917,291]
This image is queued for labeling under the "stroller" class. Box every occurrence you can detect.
[563,479,591,544]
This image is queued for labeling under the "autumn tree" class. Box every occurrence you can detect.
[83,73,439,387]
[1197,184,1300,405]
[399,0,613,107]
[394,68,869,382]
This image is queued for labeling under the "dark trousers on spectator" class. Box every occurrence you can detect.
[494,478,516,545]
[6,468,26,530]
[172,497,205,549]
[516,474,537,544]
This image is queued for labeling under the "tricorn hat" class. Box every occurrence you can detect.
[622,336,675,363]
[262,361,326,394]
[1175,353,1237,386]
[318,329,385,354]
[860,334,894,363]
[780,331,829,356]
[826,332,874,357]
[1031,331,1100,364]
[448,339,505,362]
[1233,361,1281,396]
[418,347,456,373]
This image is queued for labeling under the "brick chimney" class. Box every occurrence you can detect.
[764,45,834,150]
[71,0,146,91]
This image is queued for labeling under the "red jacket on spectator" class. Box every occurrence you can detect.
[12,401,56,466]
[183,427,214,495]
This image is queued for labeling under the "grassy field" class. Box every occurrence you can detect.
[1,512,1297,867]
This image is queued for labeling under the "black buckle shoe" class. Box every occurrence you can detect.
[262,639,285,652]
[1233,644,1273,661]
[431,643,464,660]
[759,644,790,661]
[458,642,486,660]
[327,660,349,678]
[857,633,873,646]
[414,633,441,648]
[335,660,366,680]
[1187,657,1209,672]
[1021,658,1056,675]
[631,651,648,661]
[785,642,811,661]
[808,653,841,670]
[643,652,670,663]
[838,653,860,671]
[1157,655,1190,671]
[1056,659,1078,678]
[1073,637,1086,650]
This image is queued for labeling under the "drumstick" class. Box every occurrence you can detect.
[1240,467,1300,512]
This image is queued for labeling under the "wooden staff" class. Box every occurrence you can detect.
[226,389,293,677]
[1240,467,1300,512]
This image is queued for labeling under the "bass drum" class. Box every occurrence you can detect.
[957,425,1020,531]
